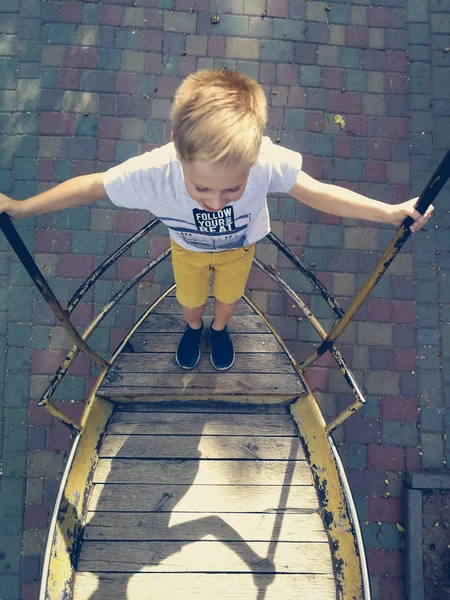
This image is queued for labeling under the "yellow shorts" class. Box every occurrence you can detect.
[170,239,255,308]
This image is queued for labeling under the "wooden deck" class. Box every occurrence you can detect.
[97,296,307,402]
[73,403,336,600]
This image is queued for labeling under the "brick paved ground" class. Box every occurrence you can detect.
[0,1,449,599]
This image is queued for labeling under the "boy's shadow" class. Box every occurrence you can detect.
[80,413,289,599]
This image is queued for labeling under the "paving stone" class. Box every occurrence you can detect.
[0,0,19,10]
[42,23,76,45]
[2,449,27,476]
[63,137,97,160]
[225,37,259,59]
[348,443,367,468]
[421,432,445,468]
[420,407,444,432]
[72,231,107,255]
[62,91,99,114]
[84,3,100,24]
[431,13,450,34]
[308,223,343,248]
[273,18,305,41]
[379,524,403,551]
[237,60,259,80]
[22,530,47,558]
[382,421,419,447]
[312,134,334,157]
[317,45,339,66]
[260,40,293,62]
[366,370,399,395]
[122,50,146,73]
[27,451,65,479]
[0,575,20,600]
[329,24,345,46]
[18,39,40,64]
[0,534,21,574]
[0,478,25,518]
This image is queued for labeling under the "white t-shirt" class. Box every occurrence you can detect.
[103,136,303,252]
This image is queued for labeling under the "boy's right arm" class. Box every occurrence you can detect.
[0,173,107,219]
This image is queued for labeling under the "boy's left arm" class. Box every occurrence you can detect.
[288,170,433,232]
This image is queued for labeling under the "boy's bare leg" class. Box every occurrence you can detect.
[212,298,239,330]
[180,303,205,329]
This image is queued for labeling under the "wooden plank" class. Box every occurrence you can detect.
[110,352,295,375]
[154,296,254,315]
[78,540,332,574]
[100,391,299,403]
[98,435,305,460]
[106,412,298,436]
[84,512,327,542]
[138,314,271,334]
[124,333,283,353]
[115,403,291,414]
[74,572,337,600]
[89,484,320,512]
[99,373,305,397]
[92,459,310,485]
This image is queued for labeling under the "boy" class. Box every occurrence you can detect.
[0,69,432,371]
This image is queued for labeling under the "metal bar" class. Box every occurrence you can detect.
[242,292,303,377]
[39,402,81,432]
[326,399,365,434]
[252,257,329,340]
[39,248,171,409]
[329,347,366,408]
[109,283,176,363]
[267,231,345,318]
[253,257,366,416]
[0,213,107,370]
[67,218,160,314]
[82,248,171,341]
[301,147,450,370]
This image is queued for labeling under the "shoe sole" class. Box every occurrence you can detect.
[210,351,235,371]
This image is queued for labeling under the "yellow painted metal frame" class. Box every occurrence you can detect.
[40,373,113,600]
[40,286,177,600]
[291,385,365,599]
[40,284,369,599]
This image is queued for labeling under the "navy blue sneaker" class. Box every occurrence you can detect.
[209,320,235,370]
[176,322,205,369]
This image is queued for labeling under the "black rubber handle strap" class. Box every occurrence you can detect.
[0,212,44,281]
[403,148,450,229]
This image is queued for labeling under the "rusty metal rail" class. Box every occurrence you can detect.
[1,148,448,434]
[0,214,163,430]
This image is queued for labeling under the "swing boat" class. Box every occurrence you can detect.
[1,150,448,600]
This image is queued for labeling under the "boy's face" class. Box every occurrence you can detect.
[172,133,251,212]
[178,158,251,212]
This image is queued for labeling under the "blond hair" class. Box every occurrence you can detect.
[170,69,267,168]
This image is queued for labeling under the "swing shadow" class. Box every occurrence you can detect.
[79,412,299,599]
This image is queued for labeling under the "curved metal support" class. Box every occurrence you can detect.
[109,283,176,363]
[242,292,303,377]
[67,218,160,314]
[252,257,366,414]
[328,435,372,599]
[267,231,345,318]
[252,256,328,340]
[39,248,172,411]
